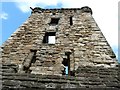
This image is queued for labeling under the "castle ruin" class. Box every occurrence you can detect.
[0,6,120,90]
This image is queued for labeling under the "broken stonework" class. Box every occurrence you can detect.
[1,6,120,89]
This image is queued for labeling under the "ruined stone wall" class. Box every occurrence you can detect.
[1,64,120,89]
[1,7,118,76]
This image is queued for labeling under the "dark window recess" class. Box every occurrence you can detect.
[62,52,71,75]
[49,18,59,25]
[23,50,37,73]
[30,50,37,63]
[62,52,75,76]
[43,35,48,43]
[62,58,69,75]
[70,16,73,25]
[43,32,56,44]
[52,13,56,15]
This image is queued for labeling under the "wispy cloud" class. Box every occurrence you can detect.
[14,0,60,13]
[0,12,8,20]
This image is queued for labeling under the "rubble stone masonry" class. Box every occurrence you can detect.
[0,6,120,89]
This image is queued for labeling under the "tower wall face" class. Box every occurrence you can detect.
[1,7,118,75]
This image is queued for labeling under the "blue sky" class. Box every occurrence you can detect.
[0,2,63,44]
[0,0,119,62]
[1,2,30,44]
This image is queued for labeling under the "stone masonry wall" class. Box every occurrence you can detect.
[1,6,118,76]
[1,64,120,89]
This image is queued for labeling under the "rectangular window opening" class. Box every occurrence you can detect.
[62,52,75,76]
[49,18,60,25]
[62,52,71,76]
[23,49,37,73]
[48,36,55,44]
[43,32,56,44]
[30,49,37,63]
[70,16,73,25]
[62,59,70,75]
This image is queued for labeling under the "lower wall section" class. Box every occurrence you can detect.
[2,87,120,90]
[1,64,120,90]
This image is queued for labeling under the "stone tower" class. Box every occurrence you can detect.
[1,6,120,89]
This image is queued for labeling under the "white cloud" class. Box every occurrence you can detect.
[15,0,59,13]
[0,12,8,20]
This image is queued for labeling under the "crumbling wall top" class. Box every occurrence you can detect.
[30,6,92,14]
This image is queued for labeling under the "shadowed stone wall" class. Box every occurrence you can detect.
[0,6,120,89]
[1,64,120,89]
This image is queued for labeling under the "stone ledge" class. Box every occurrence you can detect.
[31,6,92,15]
